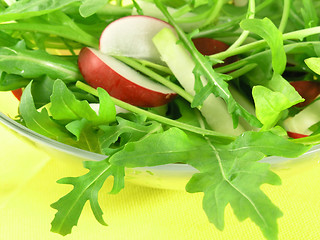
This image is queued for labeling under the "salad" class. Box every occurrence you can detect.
[1,0,320,239]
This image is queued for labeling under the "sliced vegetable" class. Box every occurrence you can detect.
[11,88,23,100]
[78,47,177,107]
[153,27,251,135]
[99,15,175,64]
[290,81,320,107]
[192,38,238,67]
[283,98,320,135]
[287,131,309,139]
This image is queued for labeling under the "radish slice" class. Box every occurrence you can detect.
[192,38,238,67]
[78,47,176,107]
[287,131,308,139]
[11,88,23,100]
[290,81,320,107]
[99,15,175,65]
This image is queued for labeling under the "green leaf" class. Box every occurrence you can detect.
[96,87,117,124]
[18,81,71,141]
[240,18,287,75]
[0,0,79,22]
[265,73,304,105]
[186,150,282,240]
[66,118,102,153]
[0,30,19,47]
[99,116,163,155]
[252,86,291,130]
[305,57,320,75]
[50,159,125,236]
[186,131,310,240]
[50,80,116,124]
[31,75,55,108]
[152,6,261,129]
[0,41,81,81]
[65,118,89,140]
[301,0,319,29]
[109,127,195,167]
[50,80,97,121]
[110,127,310,240]
[252,72,304,130]
[0,71,30,91]
[79,0,108,17]
[0,10,99,48]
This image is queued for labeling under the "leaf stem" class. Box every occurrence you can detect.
[210,26,320,60]
[199,0,226,28]
[227,0,256,51]
[227,63,257,80]
[194,0,274,38]
[215,41,320,74]
[290,133,320,145]
[0,23,99,48]
[76,81,235,140]
[114,55,194,103]
[278,0,291,33]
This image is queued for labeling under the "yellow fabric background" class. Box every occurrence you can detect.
[1,92,320,240]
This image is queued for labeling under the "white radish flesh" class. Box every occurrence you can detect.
[99,15,175,65]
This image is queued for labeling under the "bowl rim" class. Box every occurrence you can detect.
[0,112,106,161]
[1,111,320,168]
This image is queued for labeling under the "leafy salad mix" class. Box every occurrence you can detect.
[1,0,320,239]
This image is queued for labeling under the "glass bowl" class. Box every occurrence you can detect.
[1,91,320,190]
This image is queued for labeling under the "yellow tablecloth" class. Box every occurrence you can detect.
[1,92,320,240]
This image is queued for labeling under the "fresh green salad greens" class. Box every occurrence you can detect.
[0,0,320,239]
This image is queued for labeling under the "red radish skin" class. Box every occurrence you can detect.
[192,38,238,67]
[12,88,23,100]
[78,47,177,107]
[287,131,308,139]
[99,15,175,65]
[192,38,229,55]
[290,81,320,107]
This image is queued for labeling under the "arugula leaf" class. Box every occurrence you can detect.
[50,80,116,124]
[0,10,99,48]
[49,80,116,152]
[0,0,79,22]
[252,73,304,130]
[50,159,125,236]
[0,30,19,47]
[266,74,303,105]
[252,86,291,130]
[301,0,319,38]
[109,127,310,240]
[50,79,99,122]
[31,75,55,108]
[96,87,117,124]
[240,17,304,129]
[66,119,103,153]
[0,71,30,91]
[154,0,261,129]
[240,18,287,75]
[109,127,194,167]
[99,116,163,155]
[79,0,109,18]
[187,130,311,240]
[305,57,320,75]
[19,81,71,141]
[0,41,81,81]
[186,150,282,240]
